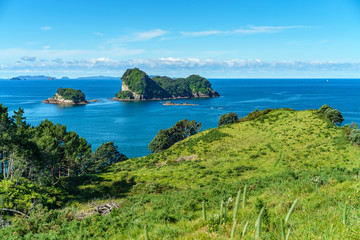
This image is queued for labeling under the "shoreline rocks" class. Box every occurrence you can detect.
[162,101,198,106]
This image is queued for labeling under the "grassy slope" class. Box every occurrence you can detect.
[82,109,358,190]
[3,109,360,239]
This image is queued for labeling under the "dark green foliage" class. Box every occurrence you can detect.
[349,129,360,144]
[218,112,239,126]
[117,68,219,100]
[120,68,170,99]
[115,90,134,99]
[0,179,64,212]
[240,109,273,122]
[0,104,94,214]
[149,119,202,153]
[325,109,344,126]
[254,199,270,231]
[121,68,148,95]
[86,142,127,173]
[153,74,219,97]
[56,88,86,103]
[318,104,333,114]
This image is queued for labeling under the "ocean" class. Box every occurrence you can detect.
[0,78,359,158]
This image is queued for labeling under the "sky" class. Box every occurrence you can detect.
[0,0,360,78]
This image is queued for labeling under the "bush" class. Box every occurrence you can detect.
[349,129,360,144]
[218,112,239,126]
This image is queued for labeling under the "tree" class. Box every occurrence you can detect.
[318,104,333,114]
[325,109,344,126]
[149,119,201,153]
[218,112,239,126]
[86,142,127,173]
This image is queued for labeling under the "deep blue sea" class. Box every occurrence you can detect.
[1,78,360,158]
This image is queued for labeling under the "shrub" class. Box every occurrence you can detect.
[349,129,360,145]
[218,112,239,126]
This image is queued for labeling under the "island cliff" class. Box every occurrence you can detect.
[42,88,89,105]
[114,68,219,101]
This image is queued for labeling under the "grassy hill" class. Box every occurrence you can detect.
[2,109,360,239]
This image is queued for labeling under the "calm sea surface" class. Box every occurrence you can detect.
[0,78,359,158]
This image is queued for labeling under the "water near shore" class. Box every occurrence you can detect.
[0,78,359,157]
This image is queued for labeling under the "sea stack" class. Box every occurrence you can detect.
[114,68,219,101]
[42,87,89,105]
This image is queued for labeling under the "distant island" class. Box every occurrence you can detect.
[113,68,219,101]
[42,87,94,105]
[10,75,56,80]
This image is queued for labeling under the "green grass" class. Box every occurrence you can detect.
[2,109,360,239]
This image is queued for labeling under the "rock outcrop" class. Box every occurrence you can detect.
[42,88,89,105]
[114,68,219,101]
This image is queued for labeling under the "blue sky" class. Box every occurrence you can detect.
[0,0,359,78]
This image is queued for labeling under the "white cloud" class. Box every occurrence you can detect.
[107,29,168,44]
[180,30,225,37]
[41,26,52,31]
[1,57,360,78]
[93,32,104,36]
[0,47,144,60]
[181,25,306,37]
[21,56,36,61]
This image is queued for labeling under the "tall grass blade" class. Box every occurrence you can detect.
[220,199,224,219]
[219,199,224,232]
[241,221,249,238]
[285,228,291,240]
[285,198,298,225]
[342,203,348,224]
[255,207,264,239]
[202,200,207,221]
[231,218,237,239]
[233,186,242,221]
[224,191,227,227]
[144,224,149,240]
[242,185,247,209]
[280,219,285,240]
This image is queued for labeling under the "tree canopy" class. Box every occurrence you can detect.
[86,142,128,173]
[218,112,240,126]
[149,119,202,153]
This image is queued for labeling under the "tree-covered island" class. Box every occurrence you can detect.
[114,68,220,101]
[42,87,90,105]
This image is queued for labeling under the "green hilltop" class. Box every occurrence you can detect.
[115,68,219,100]
[2,107,360,239]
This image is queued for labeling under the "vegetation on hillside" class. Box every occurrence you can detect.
[56,87,86,103]
[0,104,126,214]
[1,104,360,239]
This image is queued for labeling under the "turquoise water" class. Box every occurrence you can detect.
[0,78,359,158]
